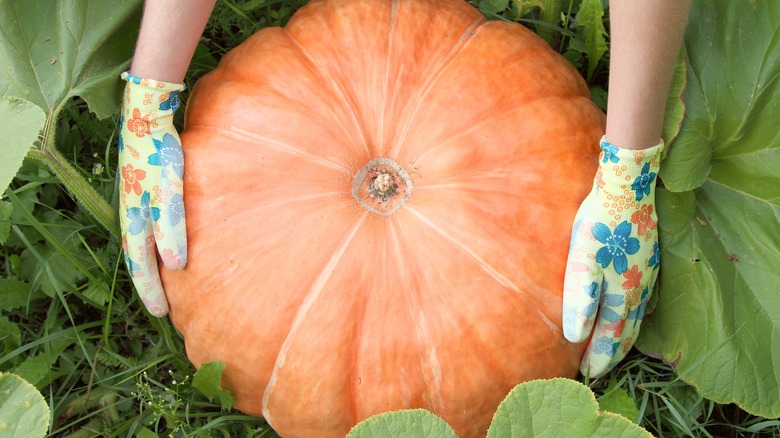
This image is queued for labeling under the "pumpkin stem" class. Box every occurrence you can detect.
[352,158,413,216]
[27,111,118,237]
[370,172,397,200]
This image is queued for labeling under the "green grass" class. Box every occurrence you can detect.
[2,1,778,437]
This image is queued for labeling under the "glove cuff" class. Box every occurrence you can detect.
[596,136,663,202]
[121,72,185,116]
[120,72,185,139]
[121,71,186,92]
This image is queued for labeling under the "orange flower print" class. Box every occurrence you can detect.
[604,319,626,339]
[630,204,656,236]
[127,108,151,138]
[633,149,647,166]
[622,265,642,290]
[595,168,605,189]
[161,248,184,269]
[122,165,146,195]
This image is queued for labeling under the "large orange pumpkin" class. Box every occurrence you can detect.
[161,0,604,436]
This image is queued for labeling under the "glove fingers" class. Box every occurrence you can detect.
[582,311,645,378]
[579,278,634,377]
[562,261,604,343]
[154,204,188,270]
[151,183,187,271]
[122,218,170,318]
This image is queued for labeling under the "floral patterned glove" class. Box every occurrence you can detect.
[118,72,187,317]
[562,137,663,377]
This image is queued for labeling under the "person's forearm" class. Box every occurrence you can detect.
[605,0,692,150]
[129,0,217,83]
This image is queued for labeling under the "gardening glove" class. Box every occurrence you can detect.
[118,72,187,317]
[562,137,663,377]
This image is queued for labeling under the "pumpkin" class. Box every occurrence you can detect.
[161,0,604,436]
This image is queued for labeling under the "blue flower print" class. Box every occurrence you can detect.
[600,141,620,164]
[148,133,184,179]
[648,241,660,270]
[562,306,577,336]
[118,116,125,151]
[580,282,600,318]
[168,193,185,226]
[127,191,161,235]
[123,250,141,276]
[159,90,181,113]
[593,336,620,357]
[631,162,657,201]
[568,217,585,253]
[593,221,640,275]
[597,293,626,323]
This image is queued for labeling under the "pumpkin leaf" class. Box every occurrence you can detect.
[192,361,234,411]
[0,0,141,119]
[19,238,89,299]
[0,278,43,311]
[475,0,510,15]
[639,0,780,419]
[0,201,12,245]
[0,372,50,438]
[598,379,640,424]
[0,1,141,202]
[661,47,687,150]
[0,98,46,200]
[135,428,160,438]
[0,316,21,357]
[574,0,608,80]
[486,378,652,437]
[345,409,457,438]
[83,279,111,307]
[12,336,75,387]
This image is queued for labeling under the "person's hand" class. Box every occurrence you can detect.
[562,137,663,377]
[118,72,187,317]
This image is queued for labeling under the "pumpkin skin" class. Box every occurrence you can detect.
[161,0,604,436]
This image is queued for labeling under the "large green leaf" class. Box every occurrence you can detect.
[346,409,457,438]
[638,0,780,419]
[0,0,141,201]
[0,0,141,118]
[487,379,651,437]
[0,372,50,438]
[345,379,650,437]
[0,98,45,199]
[192,361,235,411]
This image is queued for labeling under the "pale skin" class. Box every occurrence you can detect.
[128,0,217,83]
[606,0,693,150]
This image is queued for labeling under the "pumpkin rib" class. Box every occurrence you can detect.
[404,183,577,327]
[347,217,449,424]
[384,208,573,434]
[390,17,487,160]
[188,191,344,239]
[409,94,564,169]
[261,212,369,426]
[192,125,350,173]
[391,29,595,174]
[390,218,449,416]
[404,205,562,335]
[201,70,368,154]
[376,0,401,155]
[185,42,370,165]
[281,29,371,158]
